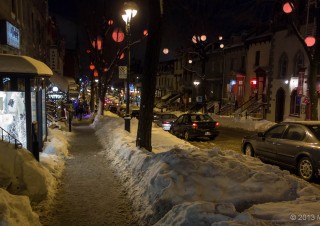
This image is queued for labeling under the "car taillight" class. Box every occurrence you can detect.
[163,121,170,124]
[215,122,220,127]
[192,123,198,128]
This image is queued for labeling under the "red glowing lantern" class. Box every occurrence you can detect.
[89,63,95,70]
[86,49,91,54]
[163,48,169,54]
[119,53,125,59]
[94,69,98,77]
[97,36,102,50]
[103,68,108,72]
[143,29,148,36]
[305,36,316,47]
[92,39,96,48]
[283,2,294,14]
[108,20,113,25]
[112,28,125,43]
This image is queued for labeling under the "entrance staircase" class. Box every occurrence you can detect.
[219,96,267,119]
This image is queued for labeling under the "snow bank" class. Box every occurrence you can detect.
[0,189,41,226]
[0,144,55,202]
[95,115,320,225]
[211,115,276,132]
[0,127,70,225]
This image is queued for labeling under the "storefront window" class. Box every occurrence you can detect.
[0,91,27,147]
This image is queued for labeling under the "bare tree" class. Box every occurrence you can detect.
[136,0,163,151]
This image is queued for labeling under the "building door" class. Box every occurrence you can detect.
[275,87,285,122]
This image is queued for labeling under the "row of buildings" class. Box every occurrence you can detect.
[155,2,319,123]
[0,0,78,153]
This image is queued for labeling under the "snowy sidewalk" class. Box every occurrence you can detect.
[40,119,137,226]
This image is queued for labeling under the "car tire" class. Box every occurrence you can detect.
[184,131,191,141]
[244,143,254,157]
[298,157,314,181]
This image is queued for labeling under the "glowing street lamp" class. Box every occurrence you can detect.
[122,1,138,132]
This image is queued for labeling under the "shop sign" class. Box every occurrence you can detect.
[0,21,20,49]
[119,66,127,79]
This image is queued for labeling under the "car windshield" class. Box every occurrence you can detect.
[306,125,320,140]
[190,114,213,122]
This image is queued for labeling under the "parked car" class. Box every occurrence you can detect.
[154,113,178,131]
[241,121,320,181]
[170,113,219,140]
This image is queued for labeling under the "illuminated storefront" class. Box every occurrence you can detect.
[0,54,53,157]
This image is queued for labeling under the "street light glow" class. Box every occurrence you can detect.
[123,1,138,21]
[200,35,206,42]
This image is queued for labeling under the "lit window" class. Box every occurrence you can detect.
[290,89,300,116]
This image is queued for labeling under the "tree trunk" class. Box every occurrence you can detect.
[136,0,162,151]
[309,2,320,120]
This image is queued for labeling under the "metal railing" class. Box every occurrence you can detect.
[0,127,22,149]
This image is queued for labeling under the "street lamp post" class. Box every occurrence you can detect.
[192,34,208,113]
[193,80,200,111]
[191,34,224,113]
[193,79,200,98]
[122,1,137,132]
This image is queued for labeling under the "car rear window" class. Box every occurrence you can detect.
[162,114,177,119]
[307,125,320,140]
[191,114,213,122]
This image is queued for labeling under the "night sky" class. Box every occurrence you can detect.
[48,0,282,64]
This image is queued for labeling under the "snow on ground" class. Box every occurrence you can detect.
[1,112,320,226]
[93,112,320,225]
[0,125,70,226]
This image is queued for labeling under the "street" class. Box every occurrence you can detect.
[189,126,255,152]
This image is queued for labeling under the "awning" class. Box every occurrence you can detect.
[49,73,69,92]
[0,54,53,76]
